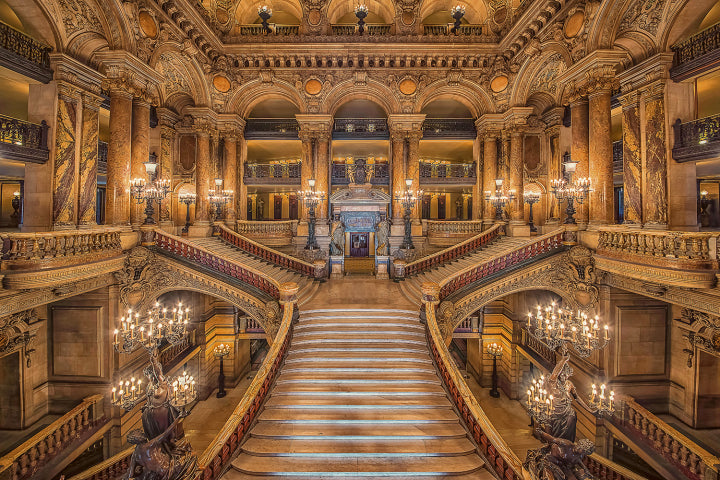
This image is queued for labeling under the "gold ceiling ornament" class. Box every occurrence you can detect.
[490,74,509,93]
[215,7,230,24]
[138,11,158,39]
[304,79,323,95]
[564,10,585,38]
[399,78,418,96]
[213,74,232,92]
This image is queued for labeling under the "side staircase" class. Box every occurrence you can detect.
[190,237,319,305]
[222,308,494,479]
[399,236,531,303]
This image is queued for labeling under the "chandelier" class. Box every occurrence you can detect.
[526,301,609,358]
[484,178,515,221]
[526,374,553,424]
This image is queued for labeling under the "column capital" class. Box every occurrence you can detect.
[542,106,565,131]
[50,53,103,96]
[217,113,246,136]
[585,65,617,98]
[56,80,81,102]
[295,114,333,136]
[387,114,426,134]
[618,90,641,108]
[95,50,162,100]
[616,52,673,95]
[81,91,104,111]
[640,80,666,102]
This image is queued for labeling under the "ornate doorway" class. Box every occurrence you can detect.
[350,233,369,257]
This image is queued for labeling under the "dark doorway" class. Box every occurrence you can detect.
[247,198,253,220]
[422,194,431,219]
[349,233,369,257]
[289,194,298,220]
[274,195,282,219]
[467,198,472,220]
[438,195,446,219]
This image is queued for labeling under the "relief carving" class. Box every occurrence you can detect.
[0,309,38,367]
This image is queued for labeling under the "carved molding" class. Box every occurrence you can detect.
[0,309,38,366]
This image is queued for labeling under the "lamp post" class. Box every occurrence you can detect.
[394,178,423,249]
[213,343,231,399]
[524,191,540,233]
[484,178,515,222]
[258,5,272,34]
[209,178,233,223]
[450,4,465,34]
[355,4,368,35]
[550,153,590,225]
[179,193,196,235]
[130,155,171,225]
[487,342,503,398]
[298,178,326,250]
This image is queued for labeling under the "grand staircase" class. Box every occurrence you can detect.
[189,237,319,305]
[399,236,532,303]
[222,308,493,479]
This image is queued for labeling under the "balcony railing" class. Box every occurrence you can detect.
[98,140,107,175]
[613,140,622,175]
[244,118,299,139]
[671,22,720,81]
[243,162,301,185]
[419,162,476,185]
[422,118,477,139]
[330,24,392,35]
[0,114,49,164]
[331,162,390,185]
[236,220,297,247]
[426,219,486,247]
[332,118,388,139]
[0,21,52,83]
[422,24,487,36]
[237,24,299,35]
[672,115,720,162]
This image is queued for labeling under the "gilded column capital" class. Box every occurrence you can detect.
[567,83,589,105]
[618,90,641,108]
[295,114,333,139]
[387,114,426,134]
[50,53,103,96]
[544,124,561,138]
[641,80,665,102]
[584,65,617,98]
[56,81,81,102]
[193,120,215,137]
[81,91,103,111]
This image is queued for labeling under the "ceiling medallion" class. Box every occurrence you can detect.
[138,11,158,39]
[215,8,230,24]
[490,75,509,93]
[308,9,322,26]
[564,11,585,38]
[305,79,323,95]
[399,78,417,96]
[213,75,232,93]
[401,11,415,25]
[493,6,507,25]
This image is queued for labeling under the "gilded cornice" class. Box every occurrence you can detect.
[95,50,163,103]
[50,53,104,96]
[616,52,674,95]
[295,114,333,138]
[387,114,426,134]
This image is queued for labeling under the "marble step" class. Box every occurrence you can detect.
[248,421,466,439]
[263,394,454,408]
[231,452,484,475]
[223,472,494,480]
[288,345,430,355]
[301,308,419,316]
[291,338,427,347]
[295,321,423,330]
[240,436,475,455]
[280,364,437,374]
[293,331,426,340]
[271,383,446,394]
[276,371,439,382]
[256,407,458,422]
[284,352,433,363]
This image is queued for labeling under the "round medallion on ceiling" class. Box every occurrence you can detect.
[305,79,323,95]
[490,75,509,93]
[564,11,585,38]
[138,11,158,39]
[399,78,417,96]
[213,75,232,93]
[215,8,230,24]
[402,11,415,26]
[493,7,507,25]
[308,9,321,26]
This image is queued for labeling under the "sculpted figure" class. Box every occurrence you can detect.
[375,216,390,256]
[525,428,595,480]
[329,214,345,256]
[546,354,596,442]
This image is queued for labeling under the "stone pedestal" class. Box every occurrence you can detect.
[507,224,531,237]
[188,223,212,237]
[375,255,390,280]
[330,255,344,279]
[393,259,406,279]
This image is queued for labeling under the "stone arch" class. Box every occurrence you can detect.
[150,46,211,108]
[58,0,134,60]
[325,0,395,24]
[510,50,570,108]
[234,0,303,25]
[4,0,61,49]
[418,0,489,25]
[414,82,494,118]
[229,81,306,118]
[586,0,632,51]
[659,0,719,50]
[323,80,399,116]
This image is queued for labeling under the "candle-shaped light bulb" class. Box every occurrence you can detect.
[112,387,117,402]
[114,329,119,344]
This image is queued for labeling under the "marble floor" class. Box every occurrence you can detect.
[304,277,417,310]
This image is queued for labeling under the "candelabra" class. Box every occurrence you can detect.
[450,4,465,34]
[258,5,272,33]
[209,178,233,223]
[590,383,615,416]
[524,191,540,233]
[130,156,171,225]
[179,192,196,235]
[484,178,515,221]
[394,178,423,249]
[355,4,368,34]
[550,154,591,225]
[487,342,503,398]
[526,301,609,358]
[298,178,326,250]
[214,343,231,399]
[526,374,553,425]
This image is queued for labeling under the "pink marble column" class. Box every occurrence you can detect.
[508,130,525,224]
[482,134,498,225]
[52,83,79,230]
[223,133,238,223]
[315,132,330,219]
[589,87,614,226]
[237,133,248,220]
[391,131,406,221]
[158,124,175,224]
[406,131,422,219]
[130,98,150,227]
[571,97,590,226]
[620,91,642,225]
[106,86,133,226]
[472,136,482,220]
[643,82,668,229]
[545,126,561,221]
[77,92,101,228]
[299,132,314,220]
[195,129,211,224]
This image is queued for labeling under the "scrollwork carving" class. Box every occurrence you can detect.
[0,309,38,367]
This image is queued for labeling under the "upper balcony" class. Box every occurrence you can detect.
[0,114,49,164]
[671,114,720,162]
[0,21,52,84]
[331,161,389,186]
[245,118,300,140]
[332,118,389,140]
[243,162,301,185]
[422,118,476,139]
[419,161,476,186]
[671,22,720,81]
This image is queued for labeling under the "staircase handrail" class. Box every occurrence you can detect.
[405,224,502,276]
[437,228,566,300]
[65,447,133,480]
[584,453,648,480]
[613,394,720,480]
[423,299,524,480]
[0,395,105,480]
[154,230,280,299]
[218,223,316,278]
[196,299,295,480]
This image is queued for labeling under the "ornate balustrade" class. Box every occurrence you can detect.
[671,22,720,81]
[236,220,297,247]
[329,24,392,35]
[218,224,318,279]
[0,114,49,164]
[246,317,264,332]
[613,395,720,480]
[0,21,52,83]
[0,395,106,480]
[403,224,502,277]
[583,453,648,480]
[0,228,123,272]
[244,118,299,139]
[237,24,299,35]
[613,140,622,175]
[98,141,108,175]
[243,162,301,185]
[424,301,523,480]
[197,301,294,480]
[426,219,486,247]
[332,118,388,139]
[595,228,720,288]
[154,230,280,299]
[158,334,194,368]
[422,24,487,36]
[438,229,566,300]
[520,326,556,368]
[66,448,132,480]
[672,115,720,162]
[330,162,390,185]
[422,118,477,138]
[419,162,476,185]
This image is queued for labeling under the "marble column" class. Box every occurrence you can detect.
[158,123,175,224]
[52,83,79,230]
[315,132,330,219]
[130,98,150,227]
[545,126,561,222]
[106,86,133,226]
[237,133,248,220]
[195,128,211,224]
[472,136,483,220]
[501,133,511,187]
[643,82,668,229]
[588,86,614,226]
[620,91,642,225]
[509,130,525,224]
[571,97,590,226]
[223,132,237,223]
[299,132,314,220]
[406,131,422,219]
[391,132,406,221]
[77,92,101,228]
[482,134,498,225]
